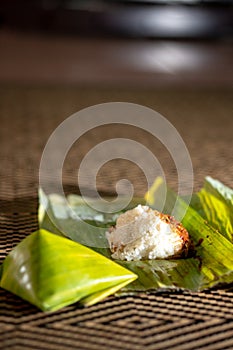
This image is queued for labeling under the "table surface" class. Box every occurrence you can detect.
[1,86,233,350]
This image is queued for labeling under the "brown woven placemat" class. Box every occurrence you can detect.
[0,85,233,350]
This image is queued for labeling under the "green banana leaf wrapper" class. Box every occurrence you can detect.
[1,176,233,312]
[188,177,233,242]
[0,229,137,311]
[145,177,233,290]
[38,177,233,293]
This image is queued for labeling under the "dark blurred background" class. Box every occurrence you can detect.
[1,0,233,39]
[0,0,233,86]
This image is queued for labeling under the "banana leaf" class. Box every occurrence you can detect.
[39,188,145,249]
[188,177,233,242]
[39,183,233,292]
[0,229,137,311]
[119,258,202,291]
[204,176,233,210]
[146,177,233,289]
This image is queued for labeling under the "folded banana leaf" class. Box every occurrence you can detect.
[39,180,233,292]
[188,177,233,242]
[204,176,233,210]
[145,177,233,289]
[0,229,137,311]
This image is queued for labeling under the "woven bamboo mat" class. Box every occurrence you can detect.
[1,86,233,350]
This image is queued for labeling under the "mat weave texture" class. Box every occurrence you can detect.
[0,86,233,350]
